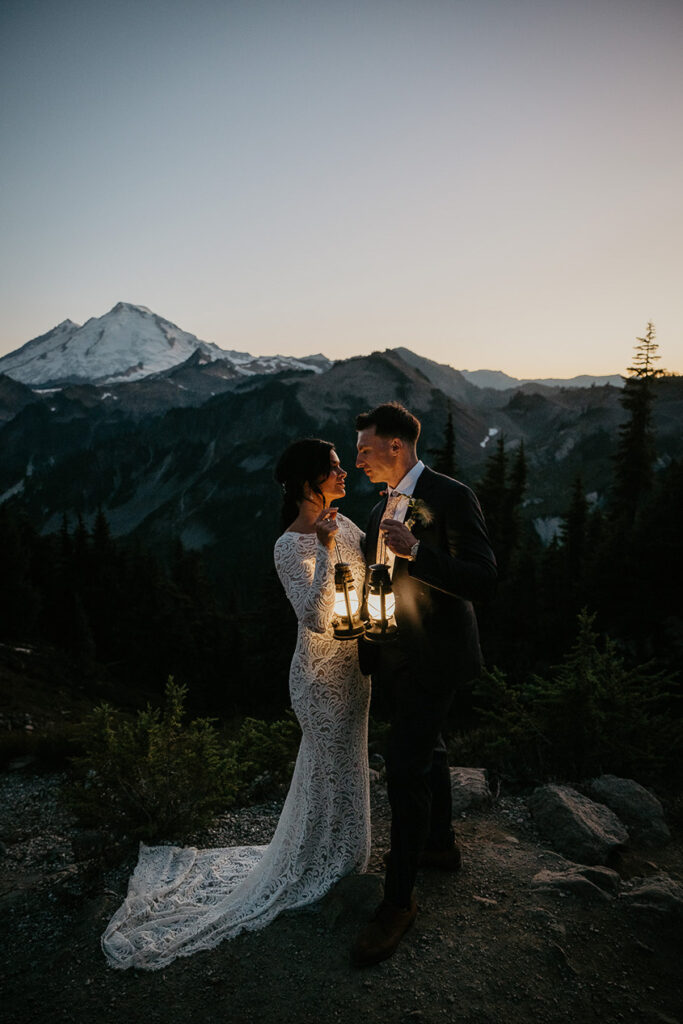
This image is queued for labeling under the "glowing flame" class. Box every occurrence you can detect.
[334,588,360,618]
[367,592,396,621]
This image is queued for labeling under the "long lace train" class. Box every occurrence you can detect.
[102,514,371,970]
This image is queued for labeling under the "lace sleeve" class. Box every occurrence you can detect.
[274,537,336,633]
[347,516,366,550]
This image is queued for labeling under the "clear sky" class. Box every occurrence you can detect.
[1,0,681,377]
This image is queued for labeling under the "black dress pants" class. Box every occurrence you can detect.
[378,643,456,909]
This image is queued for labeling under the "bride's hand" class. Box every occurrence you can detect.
[315,507,339,549]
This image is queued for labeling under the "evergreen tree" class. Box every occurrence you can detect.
[477,436,527,579]
[72,514,90,580]
[504,441,527,558]
[92,506,112,558]
[59,513,72,562]
[0,505,40,638]
[429,403,458,477]
[561,474,588,589]
[611,322,665,523]
[477,434,508,562]
[508,441,527,509]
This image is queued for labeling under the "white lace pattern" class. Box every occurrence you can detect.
[102,513,371,970]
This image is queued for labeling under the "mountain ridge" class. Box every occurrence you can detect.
[2,345,680,570]
[393,347,624,393]
[1,303,623,392]
[0,303,330,388]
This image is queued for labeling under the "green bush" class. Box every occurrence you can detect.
[231,712,301,801]
[66,677,239,841]
[455,610,681,787]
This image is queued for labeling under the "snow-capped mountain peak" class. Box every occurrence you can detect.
[0,304,329,387]
[110,301,152,315]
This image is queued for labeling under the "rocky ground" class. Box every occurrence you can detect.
[1,766,682,1024]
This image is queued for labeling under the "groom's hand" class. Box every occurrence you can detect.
[381,519,415,558]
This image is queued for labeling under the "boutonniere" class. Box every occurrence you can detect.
[405,498,433,530]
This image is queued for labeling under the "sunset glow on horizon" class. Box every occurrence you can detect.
[1,0,681,378]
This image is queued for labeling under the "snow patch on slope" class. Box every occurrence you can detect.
[480,427,499,449]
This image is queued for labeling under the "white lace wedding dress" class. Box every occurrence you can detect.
[102,513,371,970]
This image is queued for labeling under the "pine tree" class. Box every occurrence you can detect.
[478,435,507,518]
[59,513,72,562]
[478,436,528,578]
[611,322,665,522]
[0,505,40,639]
[504,441,527,558]
[92,506,112,558]
[429,403,458,477]
[561,474,588,587]
[72,514,90,580]
[508,441,527,509]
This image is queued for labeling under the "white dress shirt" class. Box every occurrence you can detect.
[380,460,425,574]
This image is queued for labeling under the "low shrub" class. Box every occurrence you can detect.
[66,677,240,841]
[454,610,681,788]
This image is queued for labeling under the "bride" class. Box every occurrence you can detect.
[102,438,371,970]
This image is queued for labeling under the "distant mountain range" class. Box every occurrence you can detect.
[0,302,622,391]
[460,368,624,390]
[0,303,679,568]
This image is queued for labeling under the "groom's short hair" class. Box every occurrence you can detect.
[355,402,421,445]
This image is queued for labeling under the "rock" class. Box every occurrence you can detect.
[450,767,491,815]
[8,755,37,771]
[621,873,683,922]
[531,863,620,900]
[587,775,671,847]
[528,784,628,865]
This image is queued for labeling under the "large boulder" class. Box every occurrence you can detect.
[450,767,491,815]
[587,775,671,847]
[531,863,621,901]
[621,873,683,923]
[528,784,629,865]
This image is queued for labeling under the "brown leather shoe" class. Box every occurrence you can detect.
[382,843,462,872]
[351,898,418,968]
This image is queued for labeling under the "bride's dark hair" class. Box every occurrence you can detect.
[275,438,336,529]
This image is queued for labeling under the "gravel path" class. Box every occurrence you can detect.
[1,769,681,1024]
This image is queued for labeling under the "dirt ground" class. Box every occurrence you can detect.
[1,768,681,1024]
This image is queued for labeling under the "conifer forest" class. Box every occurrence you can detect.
[1,326,681,800]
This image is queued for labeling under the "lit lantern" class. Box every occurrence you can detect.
[332,562,365,640]
[363,563,398,643]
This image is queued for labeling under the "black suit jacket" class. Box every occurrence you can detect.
[361,466,497,693]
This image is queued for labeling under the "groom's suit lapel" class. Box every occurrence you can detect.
[411,467,441,543]
[412,465,437,507]
[391,467,440,586]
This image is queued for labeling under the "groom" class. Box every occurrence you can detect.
[352,401,497,967]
